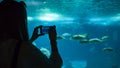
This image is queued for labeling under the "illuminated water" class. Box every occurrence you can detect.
[25,0,120,68]
[28,19,120,68]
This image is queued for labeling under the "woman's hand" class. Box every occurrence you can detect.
[29,26,44,43]
[48,26,56,41]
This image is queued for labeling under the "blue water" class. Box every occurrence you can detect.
[28,19,120,68]
[25,0,120,68]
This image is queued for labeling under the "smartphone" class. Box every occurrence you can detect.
[38,25,55,34]
[41,26,51,34]
[37,25,51,34]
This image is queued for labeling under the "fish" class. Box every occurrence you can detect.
[89,38,102,43]
[79,39,89,44]
[101,36,109,41]
[57,35,66,40]
[62,33,71,37]
[40,47,50,58]
[70,34,88,40]
[102,47,113,52]
[62,33,71,39]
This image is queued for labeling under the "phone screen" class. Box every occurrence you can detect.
[41,26,50,34]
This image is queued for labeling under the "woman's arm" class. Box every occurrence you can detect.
[48,26,63,68]
[29,26,44,43]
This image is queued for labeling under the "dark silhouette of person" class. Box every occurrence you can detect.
[0,0,29,41]
[0,0,29,68]
[0,0,63,68]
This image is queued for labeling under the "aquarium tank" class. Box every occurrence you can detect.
[2,0,120,68]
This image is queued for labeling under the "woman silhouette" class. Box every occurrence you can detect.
[0,0,29,41]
